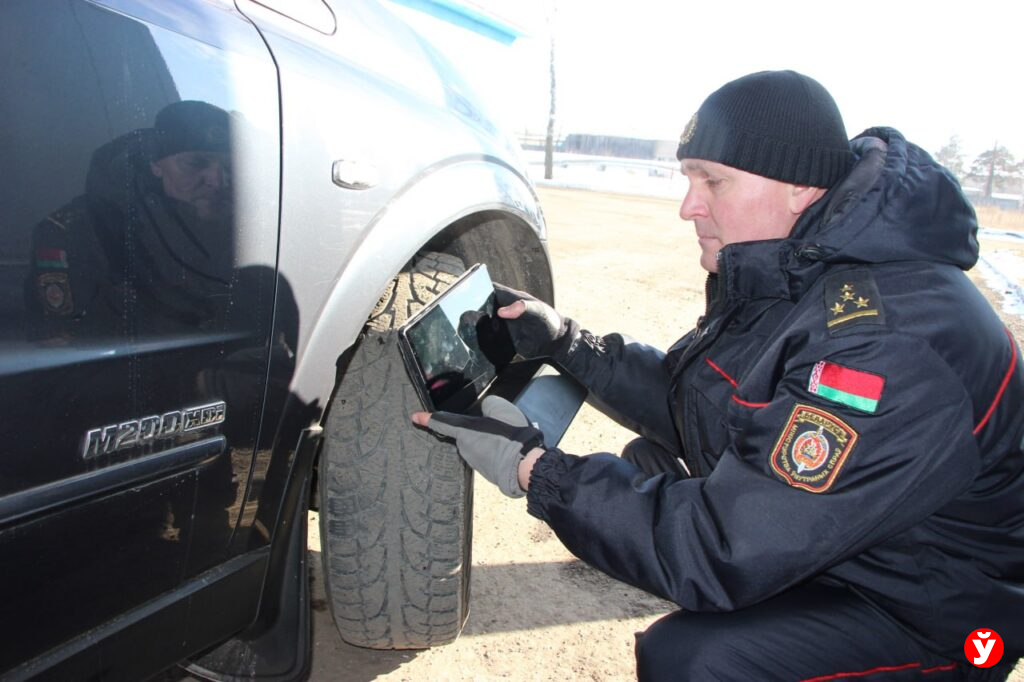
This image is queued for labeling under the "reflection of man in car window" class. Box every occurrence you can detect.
[149,147,230,222]
[27,100,235,339]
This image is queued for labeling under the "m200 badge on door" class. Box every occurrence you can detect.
[82,401,226,458]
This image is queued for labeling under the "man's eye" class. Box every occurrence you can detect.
[706,178,723,188]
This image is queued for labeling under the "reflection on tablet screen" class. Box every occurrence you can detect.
[405,265,513,412]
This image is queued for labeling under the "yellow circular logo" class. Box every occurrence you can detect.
[679,113,698,145]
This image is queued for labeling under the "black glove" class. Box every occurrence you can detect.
[493,283,578,361]
[425,396,545,498]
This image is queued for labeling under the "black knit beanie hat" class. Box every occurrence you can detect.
[152,100,231,160]
[676,70,853,188]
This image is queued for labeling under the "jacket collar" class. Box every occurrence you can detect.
[710,136,881,306]
[715,240,793,305]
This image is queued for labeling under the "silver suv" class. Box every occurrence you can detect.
[0,1,552,679]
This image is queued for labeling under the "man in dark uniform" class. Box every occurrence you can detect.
[27,100,234,341]
[413,71,1024,680]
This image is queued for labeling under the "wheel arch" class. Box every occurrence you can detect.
[289,157,554,417]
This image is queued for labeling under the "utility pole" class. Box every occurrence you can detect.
[544,1,556,180]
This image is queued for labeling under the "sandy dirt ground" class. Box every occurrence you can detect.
[305,187,1024,681]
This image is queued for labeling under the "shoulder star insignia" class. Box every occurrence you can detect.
[825,270,885,333]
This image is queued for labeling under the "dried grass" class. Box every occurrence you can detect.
[974,205,1024,231]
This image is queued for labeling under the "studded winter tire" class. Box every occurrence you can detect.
[318,251,472,649]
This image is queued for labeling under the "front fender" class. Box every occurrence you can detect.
[287,155,547,411]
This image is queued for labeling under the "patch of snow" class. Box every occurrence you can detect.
[976,251,1024,318]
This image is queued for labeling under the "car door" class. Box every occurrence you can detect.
[0,0,280,672]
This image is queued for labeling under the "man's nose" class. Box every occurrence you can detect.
[679,186,704,221]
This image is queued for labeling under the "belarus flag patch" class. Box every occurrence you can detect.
[808,361,885,414]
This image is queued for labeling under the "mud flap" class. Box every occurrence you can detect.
[185,426,322,682]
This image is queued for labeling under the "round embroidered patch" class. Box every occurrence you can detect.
[792,429,830,471]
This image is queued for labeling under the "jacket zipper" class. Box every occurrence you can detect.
[670,269,736,476]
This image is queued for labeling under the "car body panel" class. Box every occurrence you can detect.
[0,0,280,672]
[292,156,545,403]
[0,0,549,677]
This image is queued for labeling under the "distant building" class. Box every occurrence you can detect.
[987,192,1024,210]
[560,134,677,161]
[517,132,677,161]
[963,186,1023,210]
[517,131,566,151]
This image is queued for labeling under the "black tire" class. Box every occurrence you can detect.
[319,251,473,649]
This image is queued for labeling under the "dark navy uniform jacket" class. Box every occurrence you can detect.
[526,128,1024,663]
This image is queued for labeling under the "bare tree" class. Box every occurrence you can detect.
[543,2,556,180]
[968,143,1021,198]
[935,135,966,182]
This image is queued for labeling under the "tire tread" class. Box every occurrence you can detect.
[319,252,472,649]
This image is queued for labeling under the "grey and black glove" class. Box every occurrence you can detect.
[425,396,545,498]
[494,283,578,361]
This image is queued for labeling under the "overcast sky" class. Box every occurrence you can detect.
[393,0,1024,163]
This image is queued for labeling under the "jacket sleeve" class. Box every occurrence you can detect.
[556,329,680,452]
[527,332,980,611]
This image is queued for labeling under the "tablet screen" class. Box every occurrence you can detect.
[402,264,514,412]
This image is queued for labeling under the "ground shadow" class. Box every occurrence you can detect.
[306,548,673,681]
[461,559,674,636]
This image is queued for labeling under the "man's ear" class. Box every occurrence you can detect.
[788,184,827,215]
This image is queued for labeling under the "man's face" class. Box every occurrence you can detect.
[679,159,802,273]
[150,151,230,220]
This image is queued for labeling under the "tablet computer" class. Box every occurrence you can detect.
[397,263,585,447]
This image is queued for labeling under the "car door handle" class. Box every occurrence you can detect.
[332,159,379,190]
